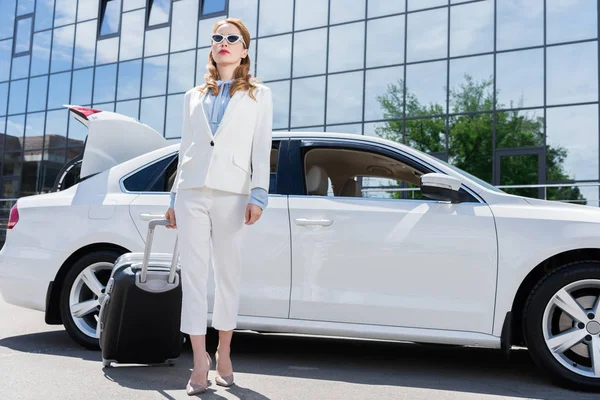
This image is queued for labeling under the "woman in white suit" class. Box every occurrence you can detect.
[163,17,272,396]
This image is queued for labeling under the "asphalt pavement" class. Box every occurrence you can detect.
[1,296,598,400]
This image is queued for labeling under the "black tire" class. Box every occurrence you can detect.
[59,250,122,350]
[523,261,600,391]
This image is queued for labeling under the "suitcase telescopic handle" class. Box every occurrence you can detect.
[140,219,179,284]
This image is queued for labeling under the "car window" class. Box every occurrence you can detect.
[123,155,175,192]
[302,147,427,200]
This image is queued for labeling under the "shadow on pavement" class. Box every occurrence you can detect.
[2,328,597,399]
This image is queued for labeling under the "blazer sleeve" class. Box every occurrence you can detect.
[170,90,193,196]
[250,86,273,192]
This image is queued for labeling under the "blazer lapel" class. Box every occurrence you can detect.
[190,89,213,140]
[213,90,245,138]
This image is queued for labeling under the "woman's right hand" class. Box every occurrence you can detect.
[165,208,176,229]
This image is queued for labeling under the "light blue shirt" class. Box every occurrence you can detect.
[169,80,269,210]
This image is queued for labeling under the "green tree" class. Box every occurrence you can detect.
[375,75,585,204]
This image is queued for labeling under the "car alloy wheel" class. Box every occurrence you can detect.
[524,262,600,391]
[68,261,113,340]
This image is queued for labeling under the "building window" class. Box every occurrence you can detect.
[201,0,227,18]
[13,14,33,56]
[146,0,171,30]
[99,0,122,39]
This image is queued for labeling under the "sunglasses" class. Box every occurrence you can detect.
[211,34,247,48]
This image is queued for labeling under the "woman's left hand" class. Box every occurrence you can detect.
[245,204,263,225]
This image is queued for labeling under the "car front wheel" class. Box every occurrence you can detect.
[523,261,600,391]
[59,250,121,350]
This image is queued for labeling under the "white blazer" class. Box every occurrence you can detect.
[171,83,273,196]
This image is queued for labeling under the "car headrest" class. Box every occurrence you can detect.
[306,165,328,195]
[340,178,361,197]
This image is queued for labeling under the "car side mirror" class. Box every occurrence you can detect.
[420,173,469,203]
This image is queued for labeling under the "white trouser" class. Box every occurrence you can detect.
[174,186,249,335]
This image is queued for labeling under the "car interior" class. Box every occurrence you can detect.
[303,147,426,199]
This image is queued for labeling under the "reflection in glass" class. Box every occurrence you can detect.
[229,0,258,37]
[496,49,543,109]
[68,113,87,142]
[11,55,30,80]
[364,66,403,122]
[9,80,28,115]
[117,60,142,100]
[15,17,33,54]
[547,185,598,207]
[116,100,140,120]
[293,28,326,77]
[0,40,11,81]
[363,121,387,138]
[450,0,494,57]
[145,27,170,57]
[330,0,365,24]
[295,0,328,31]
[547,0,598,44]
[326,124,362,134]
[31,32,51,76]
[257,35,292,81]
[259,0,293,36]
[96,36,119,64]
[148,0,171,27]
[120,10,144,61]
[496,109,544,150]
[100,0,121,36]
[19,0,35,16]
[449,54,493,113]
[0,2,16,40]
[408,0,447,11]
[547,42,598,105]
[203,0,226,14]
[166,94,184,138]
[447,113,492,183]
[547,105,599,181]
[123,0,145,12]
[45,109,69,146]
[0,83,7,116]
[7,114,25,146]
[51,25,75,73]
[54,0,77,27]
[140,96,166,135]
[407,8,447,62]
[71,68,94,105]
[326,71,363,124]
[92,102,114,112]
[27,76,48,112]
[168,51,195,94]
[34,0,53,32]
[497,0,543,51]
[3,154,23,177]
[74,20,97,69]
[406,60,447,116]
[499,154,540,198]
[291,76,325,127]
[78,0,99,21]
[368,0,405,17]
[196,47,211,86]
[328,22,365,73]
[171,0,198,53]
[94,64,117,104]
[197,16,222,48]
[24,112,45,150]
[48,72,71,109]
[143,56,168,98]
[367,15,404,68]
[268,80,290,130]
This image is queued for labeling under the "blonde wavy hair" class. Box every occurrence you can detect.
[197,18,260,101]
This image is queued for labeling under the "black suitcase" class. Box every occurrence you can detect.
[98,218,183,367]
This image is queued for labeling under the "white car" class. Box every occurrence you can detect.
[1,106,600,390]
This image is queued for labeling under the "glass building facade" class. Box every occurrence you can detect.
[0,0,599,209]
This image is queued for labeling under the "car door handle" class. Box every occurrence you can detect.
[139,213,166,221]
[294,218,333,226]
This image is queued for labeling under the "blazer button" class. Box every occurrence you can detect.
[210,140,214,146]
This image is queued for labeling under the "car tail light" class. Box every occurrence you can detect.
[67,106,103,120]
[8,203,19,229]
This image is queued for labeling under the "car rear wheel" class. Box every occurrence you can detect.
[59,250,121,350]
[523,261,600,391]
